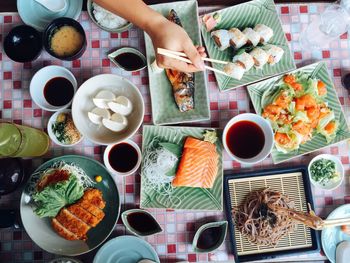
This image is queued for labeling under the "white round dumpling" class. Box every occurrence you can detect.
[102,113,128,132]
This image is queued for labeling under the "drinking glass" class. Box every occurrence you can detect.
[300,3,350,50]
[0,122,50,157]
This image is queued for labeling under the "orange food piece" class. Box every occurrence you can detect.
[291,82,303,92]
[292,120,311,136]
[262,104,282,120]
[317,80,327,96]
[325,121,336,134]
[283,74,296,84]
[307,106,320,120]
[275,92,291,108]
[296,94,317,110]
[341,225,350,235]
[172,137,218,188]
[274,132,291,145]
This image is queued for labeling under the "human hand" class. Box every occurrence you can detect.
[147,18,207,72]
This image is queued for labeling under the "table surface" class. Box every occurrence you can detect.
[1,2,350,263]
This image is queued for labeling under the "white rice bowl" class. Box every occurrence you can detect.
[91,2,129,30]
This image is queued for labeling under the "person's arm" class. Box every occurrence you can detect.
[93,0,205,72]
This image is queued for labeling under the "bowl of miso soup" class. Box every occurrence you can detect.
[43,17,86,61]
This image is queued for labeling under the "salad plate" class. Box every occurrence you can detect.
[20,155,120,256]
[144,0,210,125]
[200,0,295,91]
[248,61,350,164]
[140,125,223,210]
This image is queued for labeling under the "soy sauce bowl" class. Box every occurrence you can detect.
[223,113,274,165]
[192,221,228,253]
[103,140,142,177]
[108,47,147,72]
[43,17,87,61]
[121,209,162,237]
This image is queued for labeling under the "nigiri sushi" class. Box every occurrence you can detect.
[249,47,268,69]
[233,52,254,71]
[254,24,273,43]
[228,28,248,49]
[242,28,260,47]
[223,62,245,80]
[202,12,221,32]
[211,29,231,51]
[265,45,284,65]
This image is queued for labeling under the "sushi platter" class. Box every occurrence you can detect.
[1,0,350,262]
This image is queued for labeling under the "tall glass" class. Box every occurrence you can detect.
[0,122,50,157]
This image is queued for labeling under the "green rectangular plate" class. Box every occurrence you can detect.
[200,0,296,92]
[247,61,350,164]
[144,0,210,125]
[140,125,223,211]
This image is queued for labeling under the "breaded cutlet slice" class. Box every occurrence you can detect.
[67,204,100,227]
[77,200,105,221]
[56,209,90,240]
[79,189,106,209]
[52,218,80,241]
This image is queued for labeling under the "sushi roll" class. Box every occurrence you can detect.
[223,62,245,80]
[228,28,248,49]
[249,47,268,69]
[265,45,284,65]
[243,28,260,46]
[211,29,231,51]
[233,52,254,71]
[254,24,273,43]
[202,12,221,32]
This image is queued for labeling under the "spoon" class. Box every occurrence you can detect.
[34,0,67,12]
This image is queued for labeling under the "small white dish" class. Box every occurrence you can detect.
[222,113,274,164]
[71,74,144,145]
[34,0,67,12]
[30,66,77,112]
[47,109,83,147]
[308,154,344,191]
[103,140,142,176]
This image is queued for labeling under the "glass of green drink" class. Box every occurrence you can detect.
[0,122,50,158]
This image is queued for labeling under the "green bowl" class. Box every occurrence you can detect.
[192,220,228,253]
[87,0,132,33]
[20,155,120,256]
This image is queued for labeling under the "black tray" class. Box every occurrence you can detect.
[223,166,321,262]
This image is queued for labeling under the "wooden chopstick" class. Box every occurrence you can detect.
[157,48,229,65]
[157,48,229,76]
[322,217,350,228]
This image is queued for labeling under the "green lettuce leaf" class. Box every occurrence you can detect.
[274,131,301,153]
[293,110,309,123]
[33,175,84,218]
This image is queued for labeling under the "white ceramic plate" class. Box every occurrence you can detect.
[71,74,144,145]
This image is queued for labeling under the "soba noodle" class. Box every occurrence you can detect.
[232,188,296,246]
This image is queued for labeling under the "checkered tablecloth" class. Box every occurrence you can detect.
[1,2,350,263]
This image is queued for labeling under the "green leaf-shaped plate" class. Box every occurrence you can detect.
[247,61,350,164]
[200,0,296,91]
[144,0,210,125]
[140,125,223,211]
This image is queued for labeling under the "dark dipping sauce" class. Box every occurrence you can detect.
[108,143,138,173]
[197,226,223,250]
[126,212,159,234]
[114,52,145,71]
[44,77,74,106]
[226,121,265,159]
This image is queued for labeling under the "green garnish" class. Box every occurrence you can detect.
[33,175,84,218]
[310,158,339,186]
[203,129,217,144]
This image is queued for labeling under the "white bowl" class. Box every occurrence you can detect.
[30,65,77,111]
[72,74,144,145]
[222,113,274,164]
[47,109,83,147]
[308,154,344,191]
[103,140,142,176]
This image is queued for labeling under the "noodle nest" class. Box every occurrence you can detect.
[232,188,296,246]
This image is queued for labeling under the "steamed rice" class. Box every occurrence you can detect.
[92,3,128,29]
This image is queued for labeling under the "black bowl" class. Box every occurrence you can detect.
[4,25,42,63]
[43,17,87,61]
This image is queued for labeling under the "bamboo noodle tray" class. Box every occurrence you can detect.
[223,166,321,262]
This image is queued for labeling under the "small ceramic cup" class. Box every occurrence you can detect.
[192,221,228,253]
[222,113,274,164]
[108,47,147,72]
[103,140,142,176]
[308,154,344,191]
[121,209,162,237]
[30,65,77,112]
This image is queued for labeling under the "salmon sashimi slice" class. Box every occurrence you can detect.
[172,137,219,188]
